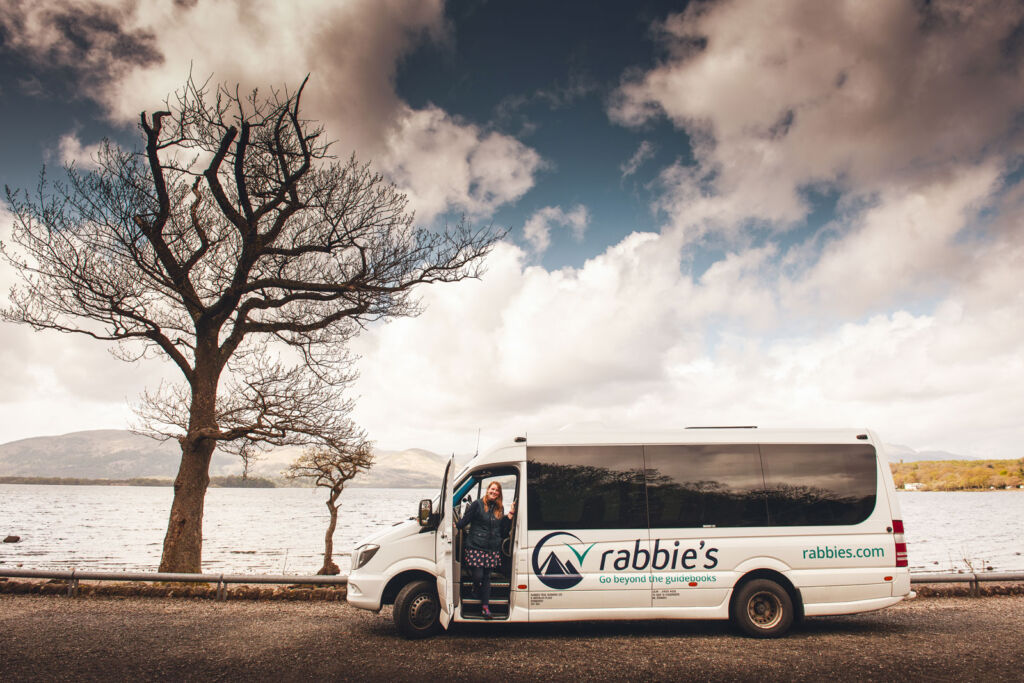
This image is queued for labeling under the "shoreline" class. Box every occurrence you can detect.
[0,578,347,601]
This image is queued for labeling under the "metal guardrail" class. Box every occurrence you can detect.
[2,569,1022,599]
[909,571,1024,594]
[0,568,346,599]
[910,571,1024,583]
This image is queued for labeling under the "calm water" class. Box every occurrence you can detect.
[0,485,1021,574]
[0,485,434,574]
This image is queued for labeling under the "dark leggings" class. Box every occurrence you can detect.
[470,565,491,606]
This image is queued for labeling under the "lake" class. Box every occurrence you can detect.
[1,485,1021,575]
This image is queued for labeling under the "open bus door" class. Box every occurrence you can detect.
[435,456,455,629]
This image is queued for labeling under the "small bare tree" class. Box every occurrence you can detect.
[287,434,373,575]
[1,75,498,572]
[237,440,260,481]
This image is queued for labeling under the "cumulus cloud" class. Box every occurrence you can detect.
[340,0,1024,460]
[611,0,1024,240]
[380,106,543,223]
[349,235,691,448]
[0,0,541,223]
[348,223,1024,459]
[781,163,1004,317]
[56,133,102,169]
[522,205,589,254]
[1,0,163,95]
[0,0,435,143]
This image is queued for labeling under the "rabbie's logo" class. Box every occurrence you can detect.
[531,532,596,589]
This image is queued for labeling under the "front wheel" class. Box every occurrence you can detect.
[393,579,442,639]
[731,579,794,638]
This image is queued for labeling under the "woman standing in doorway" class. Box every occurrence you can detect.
[455,481,515,618]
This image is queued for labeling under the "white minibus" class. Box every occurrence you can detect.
[346,428,912,638]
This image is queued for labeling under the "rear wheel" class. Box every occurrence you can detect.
[731,579,794,638]
[393,579,442,639]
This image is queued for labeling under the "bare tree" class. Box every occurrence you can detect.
[286,433,373,575]
[239,442,258,481]
[1,75,498,572]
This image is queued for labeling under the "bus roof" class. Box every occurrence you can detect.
[485,428,878,451]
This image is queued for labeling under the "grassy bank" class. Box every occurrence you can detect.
[890,459,1024,491]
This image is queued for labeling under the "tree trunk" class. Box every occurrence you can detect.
[318,488,341,575]
[159,435,216,572]
[159,351,221,573]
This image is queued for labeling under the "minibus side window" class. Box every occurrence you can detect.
[527,446,647,530]
[760,444,877,525]
[644,444,768,528]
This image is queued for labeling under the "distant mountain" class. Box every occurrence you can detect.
[351,448,450,488]
[226,443,450,487]
[884,444,984,463]
[0,430,235,478]
[0,430,448,488]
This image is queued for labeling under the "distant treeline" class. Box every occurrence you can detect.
[0,475,277,488]
[891,459,1024,491]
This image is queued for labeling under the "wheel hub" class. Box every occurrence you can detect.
[409,593,437,629]
[747,591,782,629]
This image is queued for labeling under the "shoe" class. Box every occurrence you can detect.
[481,605,492,619]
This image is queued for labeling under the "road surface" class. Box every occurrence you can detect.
[1,593,1021,681]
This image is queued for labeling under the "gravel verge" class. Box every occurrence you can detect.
[2,591,1023,681]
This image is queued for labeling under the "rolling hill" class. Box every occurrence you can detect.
[0,430,450,488]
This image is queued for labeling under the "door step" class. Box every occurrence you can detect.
[460,581,510,588]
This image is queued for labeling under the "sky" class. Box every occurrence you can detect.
[1,0,1023,459]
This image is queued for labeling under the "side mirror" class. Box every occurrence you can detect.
[418,499,432,527]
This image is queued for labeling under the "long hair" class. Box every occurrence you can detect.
[483,481,504,519]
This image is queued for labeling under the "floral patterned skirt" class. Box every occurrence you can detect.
[464,548,501,569]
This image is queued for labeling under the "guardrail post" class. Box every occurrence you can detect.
[969,573,980,597]
[67,569,78,598]
[216,575,227,601]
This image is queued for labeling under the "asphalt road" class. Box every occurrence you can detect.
[2,593,1022,682]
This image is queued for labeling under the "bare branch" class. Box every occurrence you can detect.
[2,72,499,573]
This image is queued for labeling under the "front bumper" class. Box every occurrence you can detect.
[346,570,386,611]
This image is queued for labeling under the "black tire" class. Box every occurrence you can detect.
[731,578,794,638]
[393,579,442,639]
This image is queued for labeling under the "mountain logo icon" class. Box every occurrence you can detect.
[531,531,594,590]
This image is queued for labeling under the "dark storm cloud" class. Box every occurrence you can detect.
[0,0,541,223]
[51,5,162,64]
[0,1,162,93]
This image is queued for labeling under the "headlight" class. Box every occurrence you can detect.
[353,544,380,570]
